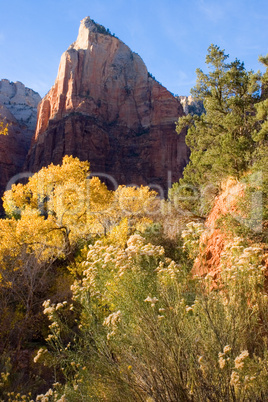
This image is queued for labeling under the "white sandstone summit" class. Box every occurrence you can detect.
[0,79,41,131]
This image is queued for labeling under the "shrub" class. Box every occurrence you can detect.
[35,232,268,401]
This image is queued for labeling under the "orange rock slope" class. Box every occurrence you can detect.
[192,179,245,278]
[193,178,268,292]
[25,17,189,194]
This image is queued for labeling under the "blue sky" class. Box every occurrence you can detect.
[1,0,267,98]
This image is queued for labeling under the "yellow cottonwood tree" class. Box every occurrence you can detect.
[0,209,66,351]
[2,155,114,242]
[3,156,158,242]
[0,210,64,270]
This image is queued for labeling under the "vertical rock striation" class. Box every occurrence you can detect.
[26,17,189,193]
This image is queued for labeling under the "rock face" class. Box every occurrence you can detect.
[0,79,41,131]
[0,80,41,209]
[26,17,189,194]
[177,95,205,116]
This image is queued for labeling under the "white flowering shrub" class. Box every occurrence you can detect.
[35,232,268,401]
[181,221,205,258]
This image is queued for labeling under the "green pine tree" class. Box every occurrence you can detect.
[171,44,261,215]
[250,55,268,223]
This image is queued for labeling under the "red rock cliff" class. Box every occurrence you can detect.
[25,17,189,193]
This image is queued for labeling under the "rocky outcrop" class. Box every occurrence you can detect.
[177,95,205,116]
[0,80,41,210]
[192,178,268,292]
[0,80,41,131]
[26,17,189,194]
[192,179,244,278]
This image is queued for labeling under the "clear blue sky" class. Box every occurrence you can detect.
[1,0,267,98]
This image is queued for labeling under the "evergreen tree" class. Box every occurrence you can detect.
[172,44,261,215]
[250,55,268,223]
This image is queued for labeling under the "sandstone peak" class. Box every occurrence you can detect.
[80,16,108,34]
[71,17,115,50]
[26,18,189,194]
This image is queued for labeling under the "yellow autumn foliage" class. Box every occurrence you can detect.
[0,210,65,276]
[2,156,114,242]
[0,121,8,135]
[2,157,157,241]
[114,185,157,216]
[104,217,129,247]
